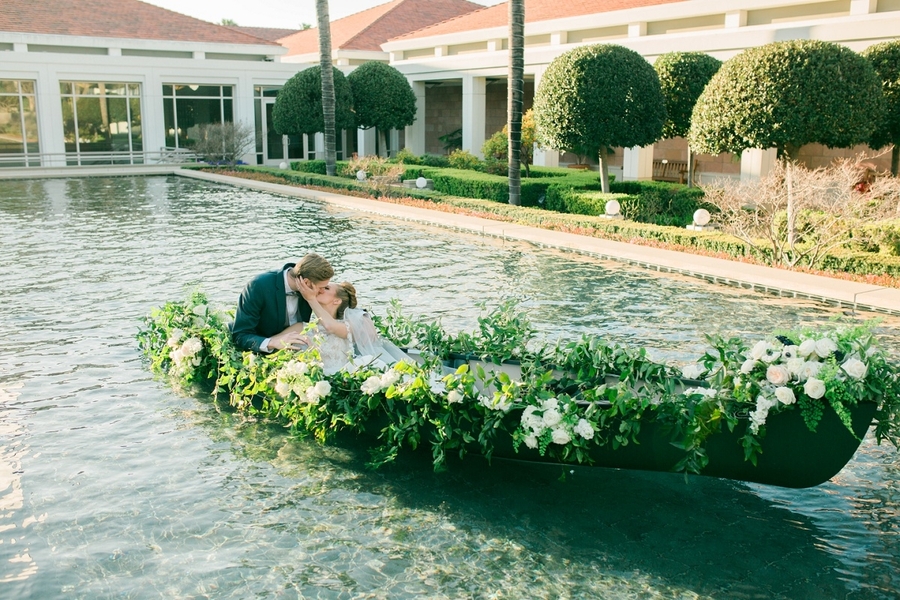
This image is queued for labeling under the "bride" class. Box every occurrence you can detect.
[294,278,407,375]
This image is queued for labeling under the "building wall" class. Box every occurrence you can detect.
[424,84,462,155]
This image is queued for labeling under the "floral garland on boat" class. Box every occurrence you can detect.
[137,291,900,476]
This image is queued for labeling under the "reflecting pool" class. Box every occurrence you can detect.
[1,176,898,599]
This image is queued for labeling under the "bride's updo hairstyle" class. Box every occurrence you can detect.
[334,282,357,319]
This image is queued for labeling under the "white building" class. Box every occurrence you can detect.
[2,0,898,180]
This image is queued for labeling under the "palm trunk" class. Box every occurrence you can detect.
[892,144,899,177]
[316,0,336,177]
[507,0,524,206]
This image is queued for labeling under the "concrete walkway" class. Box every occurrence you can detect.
[178,168,900,316]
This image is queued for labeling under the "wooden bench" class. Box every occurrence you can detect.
[652,160,688,183]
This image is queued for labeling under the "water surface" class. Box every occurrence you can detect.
[1,176,898,599]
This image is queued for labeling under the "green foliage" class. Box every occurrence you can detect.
[481,109,537,169]
[272,66,355,136]
[139,293,900,476]
[533,44,667,157]
[438,128,463,153]
[547,181,709,226]
[447,149,481,171]
[690,40,885,157]
[482,130,507,161]
[862,41,900,151]
[654,52,722,140]
[347,61,417,131]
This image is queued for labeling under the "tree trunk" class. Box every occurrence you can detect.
[783,144,799,252]
[316,0,336,176]
[599,148,610,193]
[892,144,899,177]
[378,128,387,158]
[686,148,695,188]
[507,0,524,206]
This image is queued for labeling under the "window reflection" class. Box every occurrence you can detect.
[162,84,234,149]
[0,80,40,167]
[59,81,142,165]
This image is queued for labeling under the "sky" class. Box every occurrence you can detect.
[141,0,505,29]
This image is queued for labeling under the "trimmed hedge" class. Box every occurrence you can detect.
[197,165,900,279]
[290,160,351,175]
[547,181,709,227]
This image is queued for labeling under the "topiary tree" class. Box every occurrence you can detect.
[654,51,722,187]
[863,40,900,176]
[481,108,536,175]
[347,61,416,158]
[272,66,355,157]
[534,44,666,193]
[689,39,885,248]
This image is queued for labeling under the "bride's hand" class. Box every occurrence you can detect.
[297,277,318,302]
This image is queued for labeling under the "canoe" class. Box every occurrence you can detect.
[423,354,875,489]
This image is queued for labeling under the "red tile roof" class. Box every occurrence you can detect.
[0,0,279,45]
[228,26,301,43]
[279,0,482,56]
[393,0,689,41]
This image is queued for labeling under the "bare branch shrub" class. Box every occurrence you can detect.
[343,155,405,196]
[194,122,256,166]
[702,155,900,268]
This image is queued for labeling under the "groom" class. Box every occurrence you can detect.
[232,253,334,352]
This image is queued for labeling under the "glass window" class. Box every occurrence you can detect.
[0,79,41,167]
[162,83,235,149]
[60,81,143,165]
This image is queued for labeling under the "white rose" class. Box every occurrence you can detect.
[524,434,538,449]
[574,418,595,440]
[380,370,401,388]
[766,365,791,386]
[181,337,203,357]
[786,358,805,377]
[446,390,463,404]
[799,361,822,381]
[804,377,826,399]
[774,387,796,405]
[798,339,818,358]
[542,408,562,427]
[305,387,320,404]
[740,359,758,374]
[749,340,769,361]
[170,348,185,364]
[314,380,331,398]
[760,348,781,364]
[815,338,838,359]
[191,304,208,317]
[541,398,559,411]
[360,375,382,395]
[681,364,706,380]
[841,358,868,380]
[169,328,184,343]
[551,428,571,445]
[274,381,290,397]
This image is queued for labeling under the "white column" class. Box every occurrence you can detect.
[623,145,654,181]
[740,148,778,181]
[405,80,426,155]
[37,66,66,166]
[142,71,167,160]
[314,132,325,160]
[302,134,309,160]
[531,65,559,167]
[462,75,486,158]
[357,127,376,157]
[725,11,747,28]
[235,73,257,165]
[850,0,877,15]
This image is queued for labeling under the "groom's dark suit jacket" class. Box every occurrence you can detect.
[232,263,313,351]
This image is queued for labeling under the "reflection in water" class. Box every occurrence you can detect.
[0,176,898,599]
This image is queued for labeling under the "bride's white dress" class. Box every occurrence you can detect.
[312,308,410,375]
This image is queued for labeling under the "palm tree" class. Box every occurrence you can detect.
[507,0,524,206]
[315,0,336,176]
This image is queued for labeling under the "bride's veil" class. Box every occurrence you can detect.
[344,308,410,365]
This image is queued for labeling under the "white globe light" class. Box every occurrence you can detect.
[356,170,367,181]
[693,208,711,226]
[415,177,428,189]
[605,199,620,216]
[279,161,288,170]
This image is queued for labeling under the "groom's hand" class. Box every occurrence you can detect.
[269,329,309,351]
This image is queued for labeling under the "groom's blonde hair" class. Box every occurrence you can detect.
[293,253,333,283]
